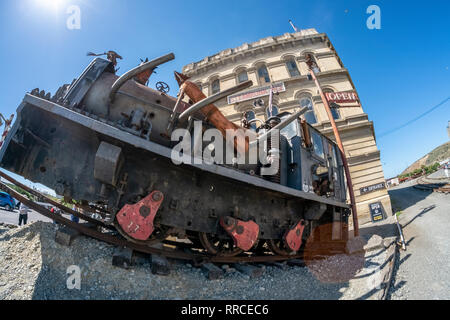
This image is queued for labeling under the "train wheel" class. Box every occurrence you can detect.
[267,239,296,256]
[198,232,243,257]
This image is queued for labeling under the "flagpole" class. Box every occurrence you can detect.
[289,20,299,32]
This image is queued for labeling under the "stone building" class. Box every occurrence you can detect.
[182,28,392,224]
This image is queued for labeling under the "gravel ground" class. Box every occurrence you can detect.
[388,179,450,300]
[0,221,392,300]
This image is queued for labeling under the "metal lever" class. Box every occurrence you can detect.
[178,80,253,123]
[109,53,175,103]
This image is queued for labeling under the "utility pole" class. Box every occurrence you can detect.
[308,69,360,237]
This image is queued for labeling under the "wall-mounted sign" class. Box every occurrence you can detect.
[325,91,359,104]
[369,202,386,222]
[360,182,386,195]
[227,82,285,104]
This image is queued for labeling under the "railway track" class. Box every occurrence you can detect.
[0,170,344,265]
[414,177,450,194]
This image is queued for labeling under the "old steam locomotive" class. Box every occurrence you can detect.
[0,53,350,257]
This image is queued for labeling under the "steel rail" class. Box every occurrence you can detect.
[0,175,309,263]
[0,170,110,228]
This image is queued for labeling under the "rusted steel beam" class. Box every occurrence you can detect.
[175,72,255,156]
[308,70,360,237]
[178,80,253,122]
[0,114,14,150]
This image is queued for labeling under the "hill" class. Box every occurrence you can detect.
[401,141,450,175]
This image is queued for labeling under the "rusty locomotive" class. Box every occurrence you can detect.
[0,53,350,257]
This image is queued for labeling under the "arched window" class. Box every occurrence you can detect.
[299,97,317,124]
[237,70,248,83]
[243,110,257,130]
[257,65,270,84]
[266,105,279,119]
[286,59,300,77]
[211,79,220,94]
[305,54,320,74]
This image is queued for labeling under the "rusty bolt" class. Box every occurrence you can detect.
[152,191,163,202]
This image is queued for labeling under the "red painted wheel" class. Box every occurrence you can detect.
[198,232,243,257]
[267,239,296,256]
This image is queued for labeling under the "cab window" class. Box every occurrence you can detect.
[311,130,324,158]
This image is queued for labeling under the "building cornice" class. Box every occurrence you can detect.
[183,29,327,76]
[313,114,371,134]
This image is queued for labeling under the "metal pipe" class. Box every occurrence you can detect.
[247,118,264,125]
[309,69,359,237]
[178,80,253,122]
[109,53,175,103]
[252,107,307,145]
[165,87,186,136]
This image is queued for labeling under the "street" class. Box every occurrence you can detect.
[0,208,53,226]
[388,179,450,299]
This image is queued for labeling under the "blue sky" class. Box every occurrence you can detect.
[0,0,449,184]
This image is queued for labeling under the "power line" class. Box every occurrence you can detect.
[378,96,450,138]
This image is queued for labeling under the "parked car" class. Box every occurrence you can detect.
[0,191,16,211]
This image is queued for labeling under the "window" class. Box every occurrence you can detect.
[266,105,279,119]
[299,97,317,124]
[257,65,270,84]
[331,106,340,120]
[237,70,248,83]
[280,114,298,140]
[305,54,320,73]
[211,79,220,94]
[326,100,340,120]
[286,60,300,77]
[330,144,338,168]
[244,110,257,130]
[311,130,325,159]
